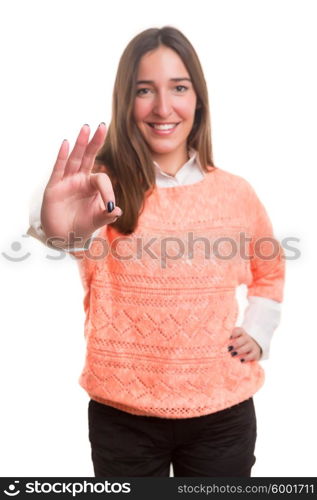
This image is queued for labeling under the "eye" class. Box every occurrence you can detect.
[136,88,152,96]
[175,85,188,92]
[136,85,189,96]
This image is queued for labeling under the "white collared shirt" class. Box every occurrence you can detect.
[153,147,205,186]
[27,149,281,361]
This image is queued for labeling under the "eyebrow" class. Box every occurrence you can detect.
[136,77,192,84]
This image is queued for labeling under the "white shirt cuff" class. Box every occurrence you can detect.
[27,219,99,251]
[241,295,282,360]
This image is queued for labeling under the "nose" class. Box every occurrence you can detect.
[152,90,172,117]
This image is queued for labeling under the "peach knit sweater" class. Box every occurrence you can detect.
[75,166,285,419]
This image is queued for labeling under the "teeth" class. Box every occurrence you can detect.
[150,123,177,130]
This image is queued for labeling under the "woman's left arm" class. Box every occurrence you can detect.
[228,183,286,362]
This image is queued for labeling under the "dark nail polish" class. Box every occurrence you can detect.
[240,358,245,363]
[107,201,115,213]
[231,351,237,356]
[227,346,234,351]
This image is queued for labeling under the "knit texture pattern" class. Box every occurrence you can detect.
[76,167,285,418]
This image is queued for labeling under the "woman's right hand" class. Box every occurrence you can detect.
[40,123,122,249]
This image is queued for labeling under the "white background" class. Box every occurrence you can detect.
[1,0,316,477]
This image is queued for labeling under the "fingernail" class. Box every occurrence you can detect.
[107,201,115,213]
[83,123,89,127]
[99,122,106,127]
[240,358,245,363]
[227,346,234,351]
[231,351,238,357]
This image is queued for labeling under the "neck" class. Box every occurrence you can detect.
[152,146,189,177]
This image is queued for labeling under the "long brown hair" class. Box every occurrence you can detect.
[94,26,216,235]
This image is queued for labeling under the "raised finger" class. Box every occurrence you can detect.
[80,123,107,174]
[63,124,90,177]
[47,139,69,185]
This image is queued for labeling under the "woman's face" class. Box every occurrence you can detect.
[133,45,197,164]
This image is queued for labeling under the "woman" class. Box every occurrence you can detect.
[28,26,285,477]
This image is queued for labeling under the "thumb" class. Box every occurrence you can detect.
[93,207,122,229]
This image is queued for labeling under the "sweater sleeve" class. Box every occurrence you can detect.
[240,183,286,359]
[246,184,285,303]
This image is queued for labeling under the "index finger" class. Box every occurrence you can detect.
[230,327,245,339]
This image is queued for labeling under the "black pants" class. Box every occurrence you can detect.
[88,397,257,477]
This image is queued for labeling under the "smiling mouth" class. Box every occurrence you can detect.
[147,122,180,130]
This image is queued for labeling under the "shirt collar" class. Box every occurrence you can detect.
[152,148,203,181]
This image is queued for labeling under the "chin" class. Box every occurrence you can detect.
[149,144,177,153]
[144,138,183,153]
